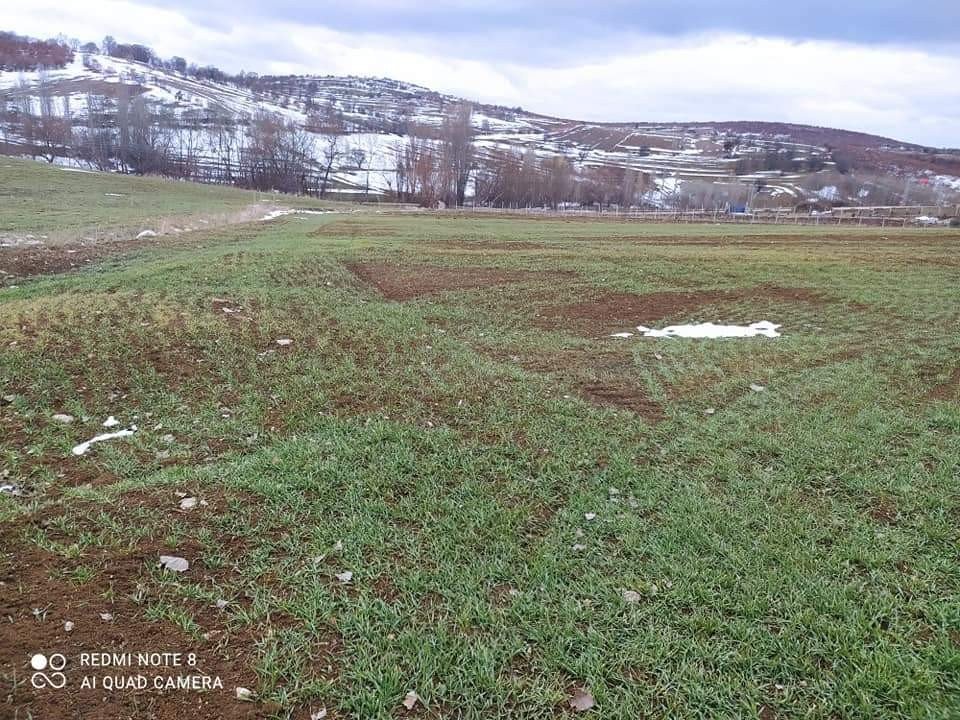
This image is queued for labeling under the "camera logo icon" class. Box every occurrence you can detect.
[30,653,67,689]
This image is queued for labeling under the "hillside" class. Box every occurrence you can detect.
[2,45,960,209]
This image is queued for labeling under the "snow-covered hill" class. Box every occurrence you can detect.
[3,51,959,207]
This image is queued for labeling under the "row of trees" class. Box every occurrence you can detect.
[0,79,321,193]
[470,151,652,209]
[392,104,473,206]
[0,32,73,71]
[5,46,953,209]
[6,80,953,210]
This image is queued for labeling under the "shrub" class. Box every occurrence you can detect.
[950,217,960,228]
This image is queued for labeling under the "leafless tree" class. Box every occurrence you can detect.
[347,145,372,197]
[115,83,131,171]
[542,156,574,209]
[78,93,113,169]
[208,114,240,185]
[318,134,342,197]
[439,103,473,206]
[242,110,316,193]
[127,96,177,174]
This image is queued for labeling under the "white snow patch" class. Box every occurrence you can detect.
[260,209,295,221]
[817,185,840,201]
[136,230,157,239]
[259,208,336,221]
[102,415,120,427]
[934,175,960,192]
[72,426,137,456]
[635,321,781,339]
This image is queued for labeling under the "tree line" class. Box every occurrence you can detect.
[0,31,73,71]
[4,31,953,210]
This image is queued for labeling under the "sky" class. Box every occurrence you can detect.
[6,0,960,146]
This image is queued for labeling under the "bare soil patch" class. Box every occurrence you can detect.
[927,367,960,401]
[0,529,262,720]
[578,381,663,419]
[490,346,664,421]
[0,242,105,280]
[866,496,900,525]
[308,220,398,238]
[539,285,827,335]
[425,239,555,252]
[345,261,562,301]
[0,205,270,284]
[0,481,327,719]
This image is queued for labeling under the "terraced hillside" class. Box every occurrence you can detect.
[3,49,960,207]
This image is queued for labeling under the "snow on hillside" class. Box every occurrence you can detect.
[1,53,308,122]
[3,52,959,206]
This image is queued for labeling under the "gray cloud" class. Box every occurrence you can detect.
[137,0,960,54]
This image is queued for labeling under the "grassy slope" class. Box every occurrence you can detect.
[0,157,338,239]
[1,188,959,718]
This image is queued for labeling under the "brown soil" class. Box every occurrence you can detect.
[489,347,664,421]
[577,381,663,419]
[488,583,518,608]
[759,704,778,720]
[0,534,262,719]
[345,261,563,301]
[867,496,900,525]
[538,285,827,335]
[425,240,555,252]
[0,237,160,283]
[0,483,336,719]
[927,367,960,401]
[308,220,398,238]
[0,245,87,278]
[0,206,270,284]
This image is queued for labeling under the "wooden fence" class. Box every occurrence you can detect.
[448,205,960,228]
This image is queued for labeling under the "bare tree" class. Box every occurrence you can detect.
[394,136,443,206]
[439,103,473,206]
[318,134,341,197]
[208,113,240,185]
[79,93,113,169]
[242,110,316,193]
[127,96,175,174]
[348,145,372,197]
[115,83,131,171]
[26,73,72,162]
[542,156,574,209]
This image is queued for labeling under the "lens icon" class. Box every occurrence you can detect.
[30,653,66,689]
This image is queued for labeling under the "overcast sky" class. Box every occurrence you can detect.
[7,0,960,146]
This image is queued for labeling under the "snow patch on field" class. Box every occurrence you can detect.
[635,321,781,339]
[259,208,338,221]
[72,426,137,456]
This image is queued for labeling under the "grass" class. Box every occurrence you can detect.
[0,156,340,240]
[1,172,959,719]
